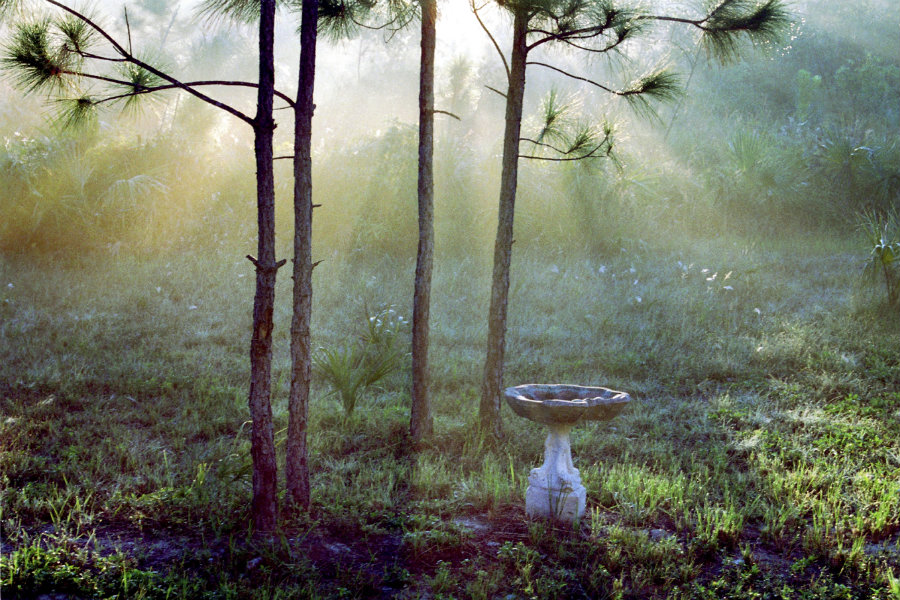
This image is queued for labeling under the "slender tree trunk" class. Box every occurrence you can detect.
[410,0,436,442]
[479,8,528,438]
[286,0,318,509]
[248,0,279,533]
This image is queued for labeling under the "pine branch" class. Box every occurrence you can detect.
[519,139,612,161]
[639,0,790,64]
[53,95,97,128]
[556,34,625,53]
[75,51,128,63]
[485,85,507,99]
[533,87,569,146]
[527,61,616,94]
[57,11,97,54]
[42,0,254,124]
[520,138,575,155]
[196,0,264,24]
[521,85,615,163]
[327,0,415,38]
[471,0,509,81]
[2,19,70,93]
[701,0,789,62]
[529,27,630,54]
[315,0,409,43]
[527,61,681,110]
[433,109,461,121]
[94,80,297,109]
[526,3,637,52]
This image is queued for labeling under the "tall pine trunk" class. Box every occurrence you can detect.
[410,0,436,442]
[248,0,279,532]
[286,0,318,509]
[479,8,528,438]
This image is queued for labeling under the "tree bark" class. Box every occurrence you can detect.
[248,0,279,533]
[479,8,528,438]
[410,0,436,443]
[286,0,318,509]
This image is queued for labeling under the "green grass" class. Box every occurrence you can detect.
[1,231,898,599]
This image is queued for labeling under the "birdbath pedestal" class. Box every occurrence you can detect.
[504,384,631,523]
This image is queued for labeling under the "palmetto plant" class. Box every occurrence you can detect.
[313,305,407,417]
[725,128,803,205]
[811,125,900,215]
[0,133,172,252]
[858,208,900,308]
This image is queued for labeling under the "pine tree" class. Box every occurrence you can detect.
[474,0,790,436]
[0,0,287,531]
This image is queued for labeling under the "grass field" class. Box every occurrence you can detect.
[1,229,898,599]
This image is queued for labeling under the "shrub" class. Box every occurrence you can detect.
[858,208,900,307]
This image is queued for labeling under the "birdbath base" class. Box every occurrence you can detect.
[504,384,631,524]
[525,423,585,521]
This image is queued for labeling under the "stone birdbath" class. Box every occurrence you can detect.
[504,384,631,522]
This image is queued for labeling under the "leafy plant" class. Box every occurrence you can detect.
[722,128,804,210]
[362,303,407,352]
[858,208,900,307]
[313,305,407,416]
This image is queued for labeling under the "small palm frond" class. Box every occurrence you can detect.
[103,174,170,208]
[313,344,361,385]
[728,129,767,173]
[857,208,900,305]
[701,0,790,63]
[313,305,406,416]
[360,348,403,388]
[313,344,367,415]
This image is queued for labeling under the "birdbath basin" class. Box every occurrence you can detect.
[504,384,630,522]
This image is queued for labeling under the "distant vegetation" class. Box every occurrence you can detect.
[1,2,897,260]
